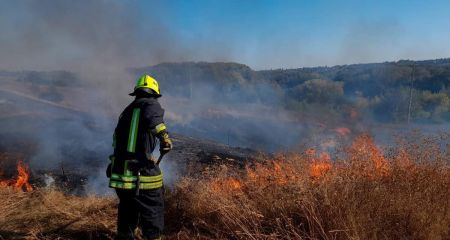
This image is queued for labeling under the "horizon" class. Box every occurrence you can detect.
[141,56,450,71]
[4,56,450,73]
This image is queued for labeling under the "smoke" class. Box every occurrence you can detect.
[0,1,192,194]
[0,1,209,110]
[131,62,356,153]
[0,1,448,195]
[0,1,253,195]
[2,1,159,70]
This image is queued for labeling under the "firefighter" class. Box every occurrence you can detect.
[107,74,173,240]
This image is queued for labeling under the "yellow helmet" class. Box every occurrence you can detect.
[129,74,161,97]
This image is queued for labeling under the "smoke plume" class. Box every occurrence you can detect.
[0,1,448,195]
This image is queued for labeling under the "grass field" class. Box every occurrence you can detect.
[0,132,449,240]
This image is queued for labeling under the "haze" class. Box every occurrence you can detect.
[1,0,450,71]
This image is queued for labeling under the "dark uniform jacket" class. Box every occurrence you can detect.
[109,97,165,189]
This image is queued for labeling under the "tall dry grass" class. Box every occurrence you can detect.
[0,132,448,240]
[165,133,450,240]
[0,189,116,239]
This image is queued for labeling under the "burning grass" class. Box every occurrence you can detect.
[0,160,33,192]
[0,132,449,239]
[165,133,450,239]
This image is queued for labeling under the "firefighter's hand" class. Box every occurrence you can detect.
[159,132,173,154]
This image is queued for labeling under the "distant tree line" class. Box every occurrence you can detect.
[133,59,450,124]
[11,59,447,124]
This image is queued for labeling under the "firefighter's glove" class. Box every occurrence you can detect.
[159,132,173,154]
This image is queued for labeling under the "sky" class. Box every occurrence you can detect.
[1,0,450,70]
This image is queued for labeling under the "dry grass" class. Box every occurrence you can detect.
[0,132,449,240]
[165,133,450,240]
[0,189,116,239]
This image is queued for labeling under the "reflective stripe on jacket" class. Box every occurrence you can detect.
[109,97,166,189]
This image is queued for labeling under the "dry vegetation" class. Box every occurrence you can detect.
[1,132,449,240]
[0,189,116,239]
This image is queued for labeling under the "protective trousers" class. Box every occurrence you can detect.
[115,188,164,240]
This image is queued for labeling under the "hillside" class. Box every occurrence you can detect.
[133,59,450,124]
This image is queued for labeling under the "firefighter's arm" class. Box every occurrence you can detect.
[144,101,173,154]
[153,123,173,154]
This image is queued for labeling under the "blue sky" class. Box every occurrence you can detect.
[145,0,450,69]
[1,0,450,70]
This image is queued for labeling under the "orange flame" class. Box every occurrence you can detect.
[225,178,242,190]
[310,162,331,178]
[246,160,296,186]
[309,152,332,178]
[0,161,33,192]
[211,177,242,192]
[206,134,399,195]
[349,134,390,176]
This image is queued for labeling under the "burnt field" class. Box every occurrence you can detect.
[0,132,449,240]
[0,131,258,195]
